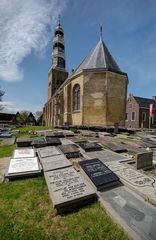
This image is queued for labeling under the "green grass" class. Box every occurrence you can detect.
[14,126,54,132]
[0,177,129,240]
[0,144,16,158]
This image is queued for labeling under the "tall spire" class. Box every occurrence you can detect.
[51,19,66,69]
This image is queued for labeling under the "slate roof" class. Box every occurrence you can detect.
[134,96,156,109]
[73,38,123,75]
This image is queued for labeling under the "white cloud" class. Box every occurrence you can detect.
[1,101,20,113]
[0,0,67,82]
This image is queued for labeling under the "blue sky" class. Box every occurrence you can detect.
[0,0,156,113]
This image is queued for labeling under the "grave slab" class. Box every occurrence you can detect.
[101,141,127,153]
[16,137,32,147]
[59,144,80,158]
[0,137,15,146]
[0,133,12,138]
[135,151,153,170]
[44,167,96,211]
[105,161,156,205]
[13,148,35,158]
[38,146,61,159]
[83,149,131,163]
[41,155,72,172]
[78,141,102,152]
[31,138,47,148]
[46,137,62,146]
[6,157,41,179]
[99,185,156,240]
[80,158,120,190]
[60,138,74,145]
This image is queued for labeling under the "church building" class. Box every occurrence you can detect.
[43,22,128,128]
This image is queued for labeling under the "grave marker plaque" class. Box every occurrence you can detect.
[59,144,80,158]
[78,142,102,152]
[13,148,35,158]
[31,138,47,148]
[38,146,61,159]
[0,137,15,146]
[44,167,96,211]
[80,158,120,190]
[135,151,153,170]
[46,137,62,146]
[41,155,72,172]
[16,137,32,147]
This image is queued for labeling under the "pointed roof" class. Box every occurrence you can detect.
[73,38,123,76]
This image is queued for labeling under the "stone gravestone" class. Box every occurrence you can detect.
[46,137,62,146]
[52,131,65,138]
[6,157,41,179]
[38,146,61,159]
[59,144,80,158]
[16,137,32,147]
[44,167,96,212]
[31,138,47,148]
[106,161,156,205]
[79,158,120,190]
[83,149,131,163]
[114,123,119,134]
[0,133,12,138]
[78,141,102,152]
[135,151,153,170]
[0,137,16,147]
[101,141,127,153]
[41,155,72,172]
[13,148,35,158]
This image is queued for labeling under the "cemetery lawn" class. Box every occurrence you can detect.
[0,144,16,158]
[0,177,129,240]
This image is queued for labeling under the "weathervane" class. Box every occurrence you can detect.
[100,25,103,40]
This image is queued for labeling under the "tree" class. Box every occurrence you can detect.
[0,87,5,111]
[16,111,30,125]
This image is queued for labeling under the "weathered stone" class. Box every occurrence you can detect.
[78,141,102,152]
[31,138,47,148]
[102,141,127,153]
[38,146,61,159]
[52,131,65,138]
[60,138,74,145]
[80,158,120,190]
[41,155,72,172]
[106,161,156,205]
[13,148,35,158]
[44,131,54,137]
[135,151,153,170]
[99,185,156,240]
[59,144,80,158]
[44,167,96,211]
[0,137,15,146]
[83,149,131,163]
[0,157,10,182]
[46,137,62,146]
[16,137,32,147]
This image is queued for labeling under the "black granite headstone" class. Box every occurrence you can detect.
[46,137,62,146]
[53,132,65,138]
[80,158,120,190]
[31,138,47,148]
[78,142,102,152]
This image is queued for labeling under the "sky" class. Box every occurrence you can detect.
[0,0,156,114]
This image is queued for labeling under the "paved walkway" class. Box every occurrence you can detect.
[0,157,10,182]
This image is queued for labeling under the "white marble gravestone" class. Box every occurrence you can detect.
[13,148,35,158]
[45,167,96,211]
[8,157,39,174]
[41,155,72,172]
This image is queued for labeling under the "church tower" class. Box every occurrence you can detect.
[48,20,68,100]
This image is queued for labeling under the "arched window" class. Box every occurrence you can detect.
[73,84,80,111]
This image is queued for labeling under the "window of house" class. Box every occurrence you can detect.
[73,84,80,111]
[131,112,136,121]
[142,112,146,122]
[125,113,128,121]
